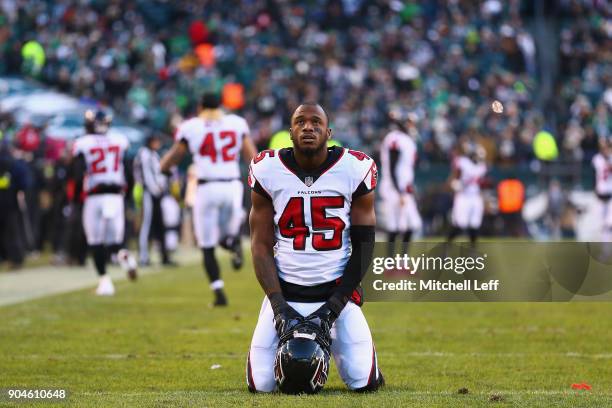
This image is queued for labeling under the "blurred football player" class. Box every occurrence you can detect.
[592,137,612,241]
[71,109,137,296]
[447,141,487,245]
[379,108,422,257]
[160,92,257,306]
[247,103,384,393]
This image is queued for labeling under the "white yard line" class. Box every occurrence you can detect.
[0,248,201,307]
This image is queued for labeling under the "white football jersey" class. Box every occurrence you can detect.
[592,153,612,196]
[175,113,249,180]
[249,147,377,286]
[72,133,129,192]
[380,130,417,193]
[453,156,487,195]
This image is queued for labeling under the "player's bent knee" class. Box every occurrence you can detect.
[246,372,276,393]
[247,383,275,393]
[353,370,385,393]
[246,349,276,393]
[247,375,274,394]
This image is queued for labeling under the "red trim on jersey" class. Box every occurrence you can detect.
[250,172,273,200]
[355,160,377,194]
[333,277,363,306]
[278,151,295,175]
[350,288,362,305]
[278,147,345,180]
[247,352,257,392]
[318,147,345,177]
[367,345,377,385]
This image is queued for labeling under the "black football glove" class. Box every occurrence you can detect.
[269,292,302,337]
[305,294,347,336]
[273,306,303,337]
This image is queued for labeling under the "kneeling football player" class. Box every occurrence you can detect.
[246,103,384,393]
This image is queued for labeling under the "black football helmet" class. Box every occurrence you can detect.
[274,318,331,394]
[84,109,112,135]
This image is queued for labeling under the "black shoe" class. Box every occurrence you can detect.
[127,268,138,281]
[213,288,228,306]
[162,260,179,267]
[231,241,243,271]
[219,236,233,251]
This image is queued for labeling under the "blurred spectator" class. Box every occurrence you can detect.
[558,1,610,161]
[498,178,525,236]
[0,0,608,250]
[0,143,29,267]
[546,179,564,239]
[0,0,546,163]
[14,121,41,152]
[48,148,72,263]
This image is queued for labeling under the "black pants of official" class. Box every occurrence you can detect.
[139,191,168,264]
[0,209,25,266]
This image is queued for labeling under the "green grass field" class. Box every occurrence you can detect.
[0,251,610,407]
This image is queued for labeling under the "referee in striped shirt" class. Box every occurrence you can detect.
[134,134,172,266]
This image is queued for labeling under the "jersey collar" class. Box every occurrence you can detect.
[278,146,344,187]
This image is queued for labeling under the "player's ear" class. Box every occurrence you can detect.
[326,127,332,140]
[289,128,294,141]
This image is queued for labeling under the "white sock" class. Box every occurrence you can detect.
[210,280,224,290]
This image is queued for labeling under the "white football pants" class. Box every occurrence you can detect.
[380,189,422,232]
[82,194,124,245]
[246,297,381,392]
[192,180,244,248]
[452,193,484,229]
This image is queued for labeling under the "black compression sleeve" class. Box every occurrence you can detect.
[329,225,375,312]
[268,292,289,316]
[389,148,401,192]
[72,154,86,200]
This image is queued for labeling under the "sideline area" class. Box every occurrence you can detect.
[0,247,201,307]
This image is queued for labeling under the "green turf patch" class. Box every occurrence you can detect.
[0,251,610,407]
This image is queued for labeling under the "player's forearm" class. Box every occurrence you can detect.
[160,144,183,173]
[241,137,257,165]
[249,190,280,297]
[252,248,296,318]
[251,245,282,296]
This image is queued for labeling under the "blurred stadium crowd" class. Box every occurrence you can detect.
[0,0,610,267]
[1,0,609,159]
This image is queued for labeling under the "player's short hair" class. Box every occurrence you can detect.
[145,133,160,147]
[292,102,330,127]
[201,92,221,109]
